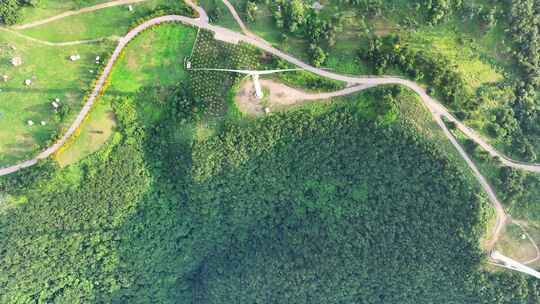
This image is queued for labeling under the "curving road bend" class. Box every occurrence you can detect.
[1,1,539,254]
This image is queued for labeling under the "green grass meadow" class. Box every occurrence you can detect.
[19,0,181,42]
[56,24,197,165]
[0,30,113,166]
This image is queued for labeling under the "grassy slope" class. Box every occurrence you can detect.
[19,0,175,42]
[16,0,112,23]
[0,0,192,167]
[56,24,197,166]
[0,31,113,166]
[198,0,242,32]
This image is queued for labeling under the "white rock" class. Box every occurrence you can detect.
[2,75,8,82]
[27,120,34,126]
[55,98,60,102]
[41,121,46,126]
[52,101,59,108]
[128,5,133,11]
[24,79,32,86]
[11,57,22,66]
[96,56,100,61]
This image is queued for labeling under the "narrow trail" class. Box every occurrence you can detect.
[0,0,539,271]
[220,0,269,45]
[0,27,117,46]
[12,0,150,30]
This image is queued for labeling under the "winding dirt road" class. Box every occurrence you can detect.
[1,0,539,256]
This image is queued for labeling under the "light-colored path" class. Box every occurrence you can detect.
[220,0,267,44]
[0,27,117,46]
[221,0,249,34]
[12,0,150,30]
[0,1,539,269]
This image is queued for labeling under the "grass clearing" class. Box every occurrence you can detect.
[495,223,539,265]
[0,30,113,166]
[55,101,116,167]
[17,0,113,24]
[56,24,197,166]
[403,27,504,92]
[19,0,180,42]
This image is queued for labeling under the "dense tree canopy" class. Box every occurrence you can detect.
[1,84,539,303]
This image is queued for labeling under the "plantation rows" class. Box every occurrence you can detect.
[188,30,260,116]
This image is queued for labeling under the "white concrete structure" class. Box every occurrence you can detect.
[491,251,540,279]
[252,74,263,99]
[191,68,302,99]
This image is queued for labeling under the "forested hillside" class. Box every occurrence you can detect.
[236,0,540,161]
[1,83,539,303]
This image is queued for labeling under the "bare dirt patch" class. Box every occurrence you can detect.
[235,79,369,116]
[495,222,540,265]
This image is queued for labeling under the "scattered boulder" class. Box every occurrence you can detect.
[69,54,81,61]
[41,121,46,126]
[312,2,324,11]
[128,5,133,11]
[52,101,60,109]
[27,120,34,126]
[24,79,32,86]
[11,57,22,66]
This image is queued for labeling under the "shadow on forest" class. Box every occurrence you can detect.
[103,113,487,303]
